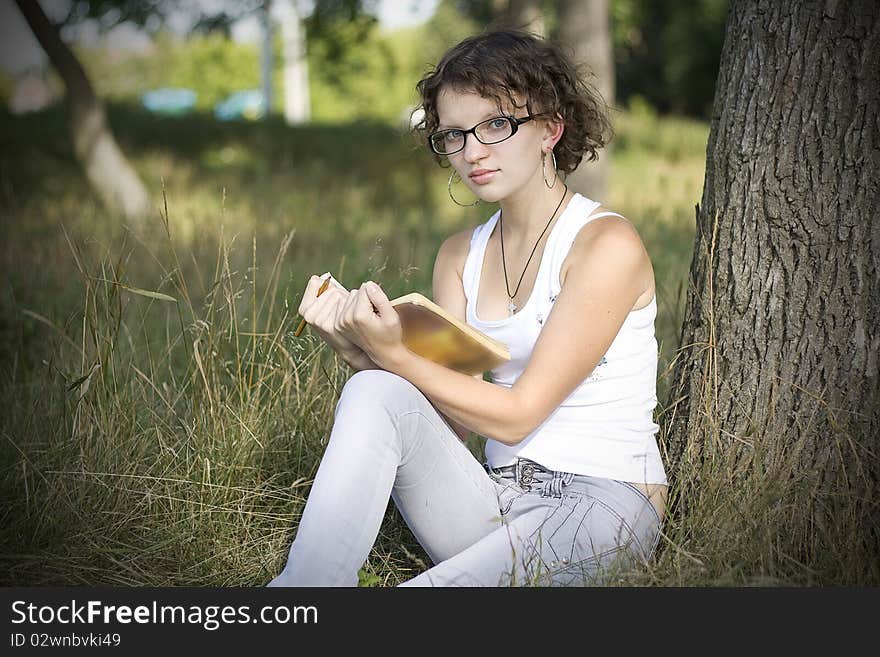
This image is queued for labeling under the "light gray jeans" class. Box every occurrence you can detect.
[267,369,662,587]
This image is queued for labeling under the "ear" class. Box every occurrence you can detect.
[541,113,565,151]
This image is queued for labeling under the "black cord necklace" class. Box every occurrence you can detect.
[499,183,569,316]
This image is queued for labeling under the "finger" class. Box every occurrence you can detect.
[363,281,392,321]
[362,281,394,325]
[353,284,378,325]
[299,274,326,315]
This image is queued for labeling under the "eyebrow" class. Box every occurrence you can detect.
[437,111,502,130]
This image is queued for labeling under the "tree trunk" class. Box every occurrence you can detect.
[666,0,879,554]
[14,0,151,226]
[555,0,613,201]
[493,0,545,35]
[279,0,310,125]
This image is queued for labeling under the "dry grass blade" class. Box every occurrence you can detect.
[118,284,177,303]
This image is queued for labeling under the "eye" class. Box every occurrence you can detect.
[446,129,464,139]
[489,118,508,129]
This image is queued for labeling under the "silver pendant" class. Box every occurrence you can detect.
[507,299,517,315]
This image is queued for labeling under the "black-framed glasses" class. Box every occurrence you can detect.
[429,115,535,155]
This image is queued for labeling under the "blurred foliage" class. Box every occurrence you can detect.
[4,0,727,121]
[445,0,729,118]
[76,32,263,112]
[306,16,405,122]
[63,6,472,124]
[611,0,729,117]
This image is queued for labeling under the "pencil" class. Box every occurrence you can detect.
[294,276,331,337]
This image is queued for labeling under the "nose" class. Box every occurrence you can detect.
[461,132,489,163]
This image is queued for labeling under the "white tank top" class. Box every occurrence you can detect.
[462,193,667,485]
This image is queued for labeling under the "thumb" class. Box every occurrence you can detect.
[364,281,391,311]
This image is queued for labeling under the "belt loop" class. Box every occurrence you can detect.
[541,471,575,498]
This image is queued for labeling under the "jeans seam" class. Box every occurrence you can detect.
[564,492,641,553]
[616,480,662,526]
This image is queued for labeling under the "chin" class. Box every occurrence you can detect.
[469,184,506,204]
[480,192,506,204]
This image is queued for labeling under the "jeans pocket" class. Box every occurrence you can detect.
[496,479,525,516]
[532,494,640,586]
[546,546,629,586]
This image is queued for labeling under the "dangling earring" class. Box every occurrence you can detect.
[448,169,480,207]
[542,150,558,189]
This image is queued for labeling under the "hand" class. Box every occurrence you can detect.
[297,275,368,360]
[335,281,408,371]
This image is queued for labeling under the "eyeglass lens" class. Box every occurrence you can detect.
[432,117,514,154]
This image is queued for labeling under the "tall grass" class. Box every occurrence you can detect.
[2,102,873,585]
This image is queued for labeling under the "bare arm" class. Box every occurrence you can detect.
[422,228,502,443]
[339,348,380,372]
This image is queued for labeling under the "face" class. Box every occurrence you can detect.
[435,87,563,204]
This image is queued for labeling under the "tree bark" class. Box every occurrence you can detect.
[555,0,613,201]
[14,0,151,225]
[666,0,879,531]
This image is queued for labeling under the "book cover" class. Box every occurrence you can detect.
[390,292,510,376]
[320,273,510,376]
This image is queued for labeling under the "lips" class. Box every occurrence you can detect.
[469,169,498,185]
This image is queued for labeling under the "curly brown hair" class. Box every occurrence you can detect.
[413,29,614,174]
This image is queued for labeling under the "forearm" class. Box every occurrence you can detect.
[385,349,525,446]
[340,348,381,372]
[436,408,472,442]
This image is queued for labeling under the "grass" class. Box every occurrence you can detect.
[1,101,874,586]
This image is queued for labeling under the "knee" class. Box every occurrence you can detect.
[338,369,423,411]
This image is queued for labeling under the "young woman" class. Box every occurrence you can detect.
[269,29,668,587]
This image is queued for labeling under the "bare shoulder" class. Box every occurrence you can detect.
[562,207,654,305]
[578,206,644,249]
[437,226,477,278]
[432,225,479,323]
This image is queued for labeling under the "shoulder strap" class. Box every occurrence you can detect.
[585,211,626,221]
[545,206,628,295]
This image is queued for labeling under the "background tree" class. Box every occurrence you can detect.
[666,0,879,572]
[278,0,310,124]
[556,0,614,200]
[492,0,545,34]
[13,0,151,226]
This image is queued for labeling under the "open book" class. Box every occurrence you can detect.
[391,292,510,375]
[321,273,510,376]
